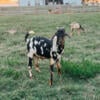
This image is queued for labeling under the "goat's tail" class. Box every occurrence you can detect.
[25,31,35,43]
[80,25,84,31]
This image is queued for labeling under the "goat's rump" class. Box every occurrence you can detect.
[28,36,52,58]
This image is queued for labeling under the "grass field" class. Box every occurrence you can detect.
[0,13,100,100]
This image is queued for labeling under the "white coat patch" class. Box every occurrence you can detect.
[41,46,44,55]
[52,36,57,51]
[44,43,47,47]
[27,47,36,58]
[29,38,33,48]
[34,40,38,45]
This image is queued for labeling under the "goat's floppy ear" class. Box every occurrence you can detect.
[65,33,71,38]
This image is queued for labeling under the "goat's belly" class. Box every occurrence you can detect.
[34,54,49,59]
[36,50,51,58]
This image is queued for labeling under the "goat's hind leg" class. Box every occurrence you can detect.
[28,57,33,79]
[33,56,41,72]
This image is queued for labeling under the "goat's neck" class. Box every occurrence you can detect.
[51,35,65,54]
[57,37,65,54]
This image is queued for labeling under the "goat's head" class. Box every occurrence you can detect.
[55,28,70,46]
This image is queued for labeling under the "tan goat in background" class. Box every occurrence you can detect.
[70,22,84,36]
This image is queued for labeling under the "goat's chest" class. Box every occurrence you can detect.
[57,45,64,54]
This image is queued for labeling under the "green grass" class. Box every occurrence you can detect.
[62,59,100,79]
[0,13,100,100]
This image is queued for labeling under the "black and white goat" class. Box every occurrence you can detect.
[25,28,70,86]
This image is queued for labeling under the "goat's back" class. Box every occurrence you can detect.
[27,36,52,58]
[70,22,80,29]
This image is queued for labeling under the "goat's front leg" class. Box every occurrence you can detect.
[77,28,80,35]
[28,57,33,79]
[49,58,55,86]
[70,28,74,36]
[56,60,61,76]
